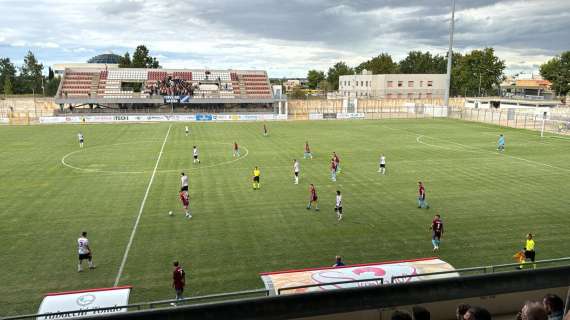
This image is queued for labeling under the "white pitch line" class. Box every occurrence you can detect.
[113,125,172,287]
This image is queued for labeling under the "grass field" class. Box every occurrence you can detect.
[1,118,570,316]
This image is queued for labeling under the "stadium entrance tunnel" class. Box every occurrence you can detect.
[69,265,570,320]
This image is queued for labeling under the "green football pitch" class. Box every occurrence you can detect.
[1,118,570,315]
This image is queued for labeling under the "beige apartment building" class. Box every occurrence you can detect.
[339,72,446,99]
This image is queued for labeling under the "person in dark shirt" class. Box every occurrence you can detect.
[332,256,345,267]
[171,261,186,306]
[430,214,444,252]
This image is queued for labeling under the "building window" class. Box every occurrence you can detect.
[355,81,358,87]
[398,81,403,87]
[387,81,393,88]
[420,81,424,87]
[408,81,414,87]
[418,93,422,98]
[365,81,368,87]
[427,81,433,87]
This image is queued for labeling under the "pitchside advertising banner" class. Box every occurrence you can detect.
[0,118,9,124]
[39,114,288,124]
[309,113,365,120]
[260,258,458,296]
[37,286,132,319]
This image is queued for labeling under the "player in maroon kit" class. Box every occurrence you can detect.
[430,214,444,251]
[418,181,429,209]
[304,141,313,159]
[307,184,319,211]
[170,261,186,306]
[330,159,337,181]
[332,152,341,173]
[233,141,240,157]
[179,190,192,219]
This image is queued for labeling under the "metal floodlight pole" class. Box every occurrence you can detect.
[444,0,456,107]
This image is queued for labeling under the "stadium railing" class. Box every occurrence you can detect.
[391,256,570,283]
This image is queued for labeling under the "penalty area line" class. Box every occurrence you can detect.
[113,124,172,287]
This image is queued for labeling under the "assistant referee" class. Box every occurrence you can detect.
[524,233,536,269]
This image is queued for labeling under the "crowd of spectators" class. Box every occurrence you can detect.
[146,76,196,97]
[387,293,567,320]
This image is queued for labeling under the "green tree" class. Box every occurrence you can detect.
[327,61,354,90]
[317,80,332,94]
[48,67,55,81]
[119,52,132,68]
[399,51,446,74]
[3,75,13,95]
[289,86,306,99]
[307,70,326,89]
[0,58,17,95]
[451,48,505,97]
[45,77,61,96]
[20,51,44,94]
[131,45,160,68]
[355,53,399,74]
[540,51,570,97]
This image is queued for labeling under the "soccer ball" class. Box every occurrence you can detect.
[168,211,173,216]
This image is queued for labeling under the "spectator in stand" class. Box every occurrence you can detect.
[412,306,430,320]
[392,310,413,320]
[464,306,491,320]
[332,256,345,267]
[456,304,471,320]
[542,295,564,320]
[518,301,547,320]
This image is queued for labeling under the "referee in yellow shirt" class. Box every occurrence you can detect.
[524,233,536,269]
[252,166,261,190]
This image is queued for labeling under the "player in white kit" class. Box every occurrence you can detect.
[293,159,300,184]
[77,132,84,148]
[193,146,200,164]
[185,126,190,137]
[180,172,189,191]
[335,190,343,221]
[378,154,386,174]
[77,231,95,272]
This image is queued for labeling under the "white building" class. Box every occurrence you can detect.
[339,72,446,99]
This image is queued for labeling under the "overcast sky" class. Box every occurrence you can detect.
[0,0,568,78]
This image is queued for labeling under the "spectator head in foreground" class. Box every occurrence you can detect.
[542,294,564,320]
[413,306,430,320]
[521,301,547,320]
[464,306,492,320]
[456,304,471,320]
[392,310,413,320]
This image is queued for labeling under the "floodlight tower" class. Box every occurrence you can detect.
[444,0,456,107]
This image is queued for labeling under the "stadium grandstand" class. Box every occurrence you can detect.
[55,67,277,112]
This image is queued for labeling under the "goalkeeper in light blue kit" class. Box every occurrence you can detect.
[497,134,505,152]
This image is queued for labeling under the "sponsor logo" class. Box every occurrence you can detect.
[76,294,96,307]
[113,116,128,121]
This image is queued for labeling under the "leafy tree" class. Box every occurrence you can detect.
[289,86,306,99]
[451,48,505,97]
[399,51,446,74]
[131,45,160,68]
[20,51,44,94]
[3,75,13,95]
[45,77,61,96]
[355,53,399,75]
[0,58,17,95]
[540,51,570,96]
[327,61,354,90]
[317,80,332,94]
[48,67,55,81]
[307,70,325,89]
[119,52,132,68]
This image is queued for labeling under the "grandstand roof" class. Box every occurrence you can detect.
[87,53,122,64]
